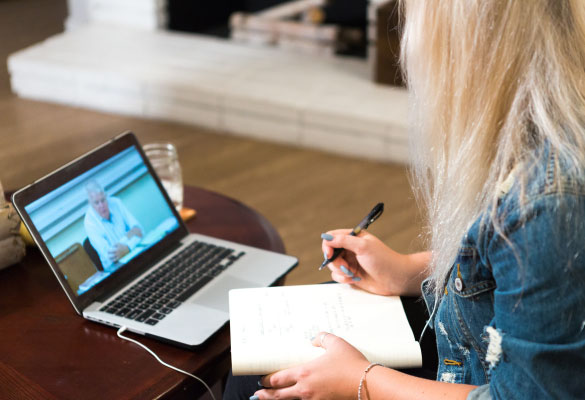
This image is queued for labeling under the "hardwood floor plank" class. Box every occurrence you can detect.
[0,0,422,288]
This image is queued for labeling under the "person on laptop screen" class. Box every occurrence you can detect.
[84,179,143,270]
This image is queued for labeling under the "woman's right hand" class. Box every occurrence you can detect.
[321,230,430,296]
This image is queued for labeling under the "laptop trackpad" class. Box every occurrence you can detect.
[190,275,260,312]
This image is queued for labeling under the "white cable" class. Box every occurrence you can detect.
[116,326,217,400]
[419,297,439,343]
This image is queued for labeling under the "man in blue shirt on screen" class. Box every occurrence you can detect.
[84,180,143,271]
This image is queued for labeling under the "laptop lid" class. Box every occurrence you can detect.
[12,131,188,314]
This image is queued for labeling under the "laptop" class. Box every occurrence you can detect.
[11,131,298,347]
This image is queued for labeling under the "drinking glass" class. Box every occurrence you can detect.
[143,142,183,211]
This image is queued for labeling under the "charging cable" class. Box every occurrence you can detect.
[117,326,217,400]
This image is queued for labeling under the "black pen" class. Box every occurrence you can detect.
[319,202,384,270]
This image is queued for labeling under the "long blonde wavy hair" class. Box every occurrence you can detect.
[400,0,585,294]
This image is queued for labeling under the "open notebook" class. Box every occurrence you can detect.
[229,283,422,375]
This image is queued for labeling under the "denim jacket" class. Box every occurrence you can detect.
[422,149,585,398]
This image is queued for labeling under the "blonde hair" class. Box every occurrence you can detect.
[400,0,585,294]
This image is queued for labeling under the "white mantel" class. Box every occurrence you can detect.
[11,2,410,164]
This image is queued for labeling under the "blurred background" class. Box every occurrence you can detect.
[0,1,425,398]
[0,0,421,286]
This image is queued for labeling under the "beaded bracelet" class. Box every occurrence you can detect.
[358,362,382,400]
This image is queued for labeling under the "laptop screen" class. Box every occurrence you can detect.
[24,145,180,296]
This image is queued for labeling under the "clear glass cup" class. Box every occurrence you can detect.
[143,142,184,211]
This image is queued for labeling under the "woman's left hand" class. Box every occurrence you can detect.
[252,332,371,400]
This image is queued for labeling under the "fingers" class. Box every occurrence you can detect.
[324,258,361,284]
[322,249,356,280]
[260,369,297,390]
[321,229,352,256]
[322,230,365,284]
[326,255,362,283]
[311,331,331,348]
[322,229,367,253]
[324,253,349,270]
[311,331,343,350]
[331,270,359,284]
[253,386,298,400]
[128,226,143,238]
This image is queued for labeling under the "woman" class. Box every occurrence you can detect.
[232,0,585,398]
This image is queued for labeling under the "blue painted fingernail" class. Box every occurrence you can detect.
[340,265,354,277]
[352,276,362,282]
[321,233,334,241]
[324,252,328,260]
[250,396,260,400]
[257,380,264,388]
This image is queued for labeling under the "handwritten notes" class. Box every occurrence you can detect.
[229,284,422,375]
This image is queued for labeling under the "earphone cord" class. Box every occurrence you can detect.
[419,296,439,343]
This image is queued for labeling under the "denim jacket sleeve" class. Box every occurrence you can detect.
[467,384,490,400]
[482,191,585,398]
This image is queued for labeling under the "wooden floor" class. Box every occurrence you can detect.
[0,0,423,287]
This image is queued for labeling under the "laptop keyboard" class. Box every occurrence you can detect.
[99,240,244,326]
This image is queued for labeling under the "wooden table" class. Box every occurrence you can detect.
[0,186,286,400]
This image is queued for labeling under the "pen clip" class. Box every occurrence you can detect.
[360,202,384,230]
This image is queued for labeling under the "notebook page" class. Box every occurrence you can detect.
[229,283,422,375]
